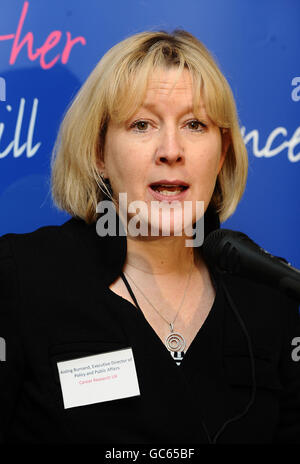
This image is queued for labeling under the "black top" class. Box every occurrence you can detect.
[119,271,189,366]
[0,209,300,444]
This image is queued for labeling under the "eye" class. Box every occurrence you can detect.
[130,120,150,132]
[186,119,207,132]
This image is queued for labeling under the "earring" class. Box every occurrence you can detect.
[98,172,113,199]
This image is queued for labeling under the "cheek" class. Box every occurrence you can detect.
[195,146,222,181]
[192,144,222,203]
[105,141,144,193]
[104,139,126,179]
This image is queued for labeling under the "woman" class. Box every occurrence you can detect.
[0,30,299,444]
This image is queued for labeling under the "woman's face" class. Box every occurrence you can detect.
[101,67,228,236]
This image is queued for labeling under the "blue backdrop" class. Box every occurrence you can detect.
[0,0,299,267]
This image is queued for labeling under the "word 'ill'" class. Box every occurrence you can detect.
[0,98,41,159]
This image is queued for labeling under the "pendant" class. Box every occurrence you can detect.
[165,323,186,352]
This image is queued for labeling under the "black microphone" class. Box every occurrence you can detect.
[202,229,300,301]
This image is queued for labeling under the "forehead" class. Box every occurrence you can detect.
[144,68,193,102]
[108,66,205,125]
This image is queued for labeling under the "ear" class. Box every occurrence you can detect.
[218,129,231,174]
[97,119,109,177]
[96,156,107,178]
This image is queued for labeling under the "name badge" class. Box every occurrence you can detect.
[57,347,140,409]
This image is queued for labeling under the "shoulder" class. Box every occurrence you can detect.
[218,271,299,354]
[0,217,126,297]
[0,218,93,256]
[220,271,299,313]
[0,219,104,295]
[219,271,299,322]
[0,218,106,269]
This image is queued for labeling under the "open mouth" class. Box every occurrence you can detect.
[148,183,190,201]
[150,184,189,196]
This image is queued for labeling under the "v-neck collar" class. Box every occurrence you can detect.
[102,268,230,442]
[102,264,222,369]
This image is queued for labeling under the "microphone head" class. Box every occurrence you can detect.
[202,229,258,274]
[203,229,300,300]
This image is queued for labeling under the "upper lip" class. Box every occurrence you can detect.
[149,179,190,187]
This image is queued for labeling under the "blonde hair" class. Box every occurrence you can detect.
[51,29,248,223]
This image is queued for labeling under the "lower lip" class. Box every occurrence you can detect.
[148,186,189,202]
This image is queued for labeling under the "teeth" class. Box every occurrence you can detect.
[150,184,188,196]
[158,189,182,196]
[160,184,180,187]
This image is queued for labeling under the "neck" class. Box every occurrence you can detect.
[124,234,202,276]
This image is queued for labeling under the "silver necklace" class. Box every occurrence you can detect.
[123,259,193,353]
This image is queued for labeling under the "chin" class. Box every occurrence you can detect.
[124,200,198,239]
[148,208,193,238]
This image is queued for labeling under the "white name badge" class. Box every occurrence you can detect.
[57,347,140,409]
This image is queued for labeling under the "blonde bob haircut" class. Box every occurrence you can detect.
[51,29,248,224]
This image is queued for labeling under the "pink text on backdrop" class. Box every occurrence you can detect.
[0,78,5,101]
[0,1,86,70]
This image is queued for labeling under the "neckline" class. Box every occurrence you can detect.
[103,269,221,368]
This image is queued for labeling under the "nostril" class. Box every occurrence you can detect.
[159,155,182,162]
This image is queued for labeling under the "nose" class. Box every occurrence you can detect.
[154,127,185,165]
